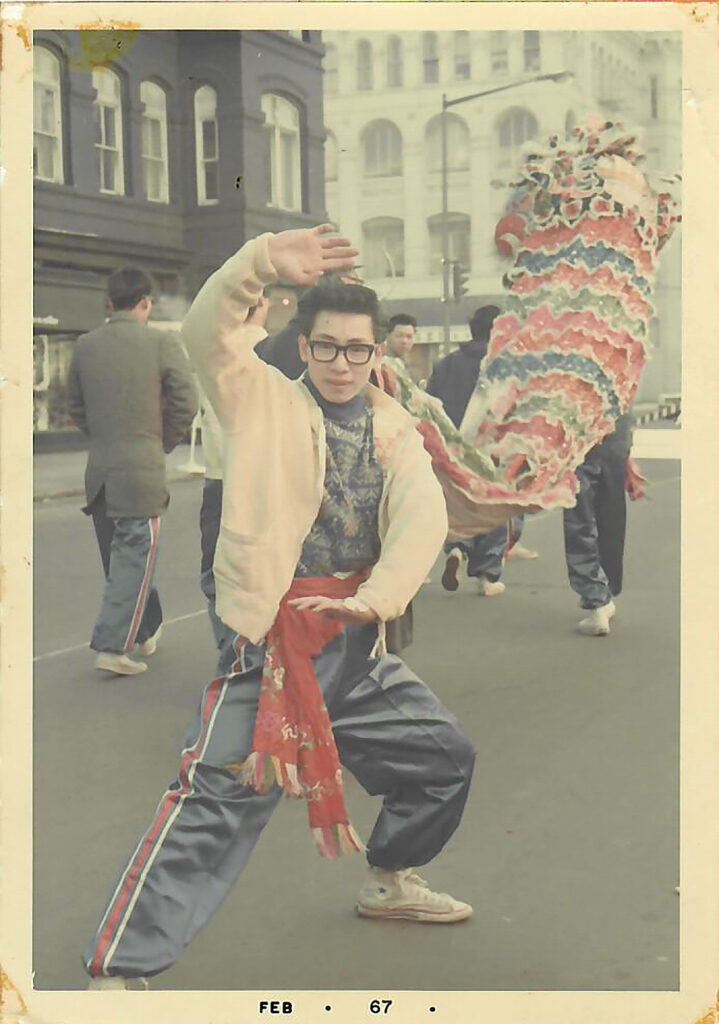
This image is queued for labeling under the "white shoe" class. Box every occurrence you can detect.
[507,543,539,561]
[138,624,162,656]
[356,867,472,924]
[441,548,465,592]
[476,576,505,597]
[87,975,129,990]
[578,600,616,636]
[95,652,148,676]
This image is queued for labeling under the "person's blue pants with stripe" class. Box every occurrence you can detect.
[83,623,475,979]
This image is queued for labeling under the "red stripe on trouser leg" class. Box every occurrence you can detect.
[88,673,224,976]
[88,636,249,977]
[123,516,160,653]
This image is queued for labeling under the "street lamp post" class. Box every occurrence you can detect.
[440,70,573,347]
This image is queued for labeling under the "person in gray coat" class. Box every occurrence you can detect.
[66,266,197,676]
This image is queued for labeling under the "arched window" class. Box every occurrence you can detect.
[495,107,538,169]
[357,40,373,91]
[425,113,469,172]
[490,32,509,75]
[523,31,541,73]
[261,93,302,211]
[325,131,338,182]
[324,44,338,95]
[454,32,471,81]
[362,120,402,177]
[362,217,405,278]
[387,36,403,88]
[428,213,471,276]
[34,46,64,183]
[423,32,439,83]
[194,85,219,204]
[92,68,124,195]
[140,80,169,203]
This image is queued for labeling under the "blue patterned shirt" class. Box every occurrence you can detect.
[295,377,383,577]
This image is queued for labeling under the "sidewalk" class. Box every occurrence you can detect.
[33,424,680,502]
[33,444,206,502]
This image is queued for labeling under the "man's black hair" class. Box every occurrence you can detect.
[107,266,155,311]
[387,313,418,332]
[469,305,501,342]
[296,283,384,342]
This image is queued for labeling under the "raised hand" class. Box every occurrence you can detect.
[288,595,377,625]
[268,224,359,286]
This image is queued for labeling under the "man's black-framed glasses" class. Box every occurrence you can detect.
[308,340,376,365]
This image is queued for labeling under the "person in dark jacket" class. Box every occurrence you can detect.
[254,313,304,379]
[427,305,537,595]
[66,266,197,676]
[563,412,643,636]
[427,305,499,430]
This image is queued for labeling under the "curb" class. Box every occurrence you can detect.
[33,471,204,504]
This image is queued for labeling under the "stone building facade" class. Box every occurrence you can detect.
[323,30,681,397]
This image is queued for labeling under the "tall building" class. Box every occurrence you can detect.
[33,29,327,437]
[323,30,681,398]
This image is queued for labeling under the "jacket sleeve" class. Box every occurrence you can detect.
[159,334,199,453]
[181,234,278,431]
[65,345,88,434]
[355,428,448,622]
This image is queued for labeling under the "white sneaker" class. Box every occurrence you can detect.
[578,600,616,636]
[138,624,162,656]
[441,548,465,592]
[87,975,129,990]
[507,543,539,561]
[95,652,148,676]
[476,576,505,597]
[356,867,472,924]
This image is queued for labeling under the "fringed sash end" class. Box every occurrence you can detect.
[312,822,365,859]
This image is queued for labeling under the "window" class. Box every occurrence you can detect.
[92,68,124,195]
[425,113,469,172]
[194,85,219,204]
[362,217,404,278]
[495,107,538,169]
[262,93,302,211]
[325,131,338,182]
[428,213,471,275]
[387,36,403,88]
[33,46,64,183]
[324,44,338,95]
[650,74,659,119]
[357,40,373,91]
[524,31,541,73]
[490,32,509,75]
[362,120,402,177]
[423,33,439,83]
[454,32,471,80]
[140,81,169,203]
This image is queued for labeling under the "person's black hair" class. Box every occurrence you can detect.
[107,266,155,311]
[296,282,384,342]
[387,313,418,332]
[469,305,501,342]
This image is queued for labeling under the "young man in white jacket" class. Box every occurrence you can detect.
[84,226,475,987]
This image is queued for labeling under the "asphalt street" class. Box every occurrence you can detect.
[33,459,680,992]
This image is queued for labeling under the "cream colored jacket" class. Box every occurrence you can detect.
[182,234,448,644]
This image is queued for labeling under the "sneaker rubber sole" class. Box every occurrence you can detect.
[356,902,472,924]
[441,553,462,592]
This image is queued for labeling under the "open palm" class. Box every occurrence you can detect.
[268,224,358,285]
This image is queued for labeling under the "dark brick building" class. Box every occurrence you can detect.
[33,28,327,436]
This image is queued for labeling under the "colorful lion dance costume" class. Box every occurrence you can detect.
[385,117,681,540]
